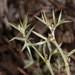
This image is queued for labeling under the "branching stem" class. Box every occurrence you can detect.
[32,46,54,75]
[46,60,54,75]
[51,30,70,75]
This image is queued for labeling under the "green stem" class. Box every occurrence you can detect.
[32,46,54,75]
[52,41,70,75]
[32,46,45,62]
[50,30,70,75]
[49,54,52,61]
[46,60,54,75]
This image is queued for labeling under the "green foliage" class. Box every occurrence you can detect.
[10,37,25,41]
[9,16,34,56]
[9,10,74,75]
[52,10,56,26]
[68,49,75,57]
[35,10,70,32]
[9,16,30,35]
[24,53,34,69]
[32,31,47,40]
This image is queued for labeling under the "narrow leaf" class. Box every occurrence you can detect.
[10,37,25,41]
[34,41,46,45]
[38,43,42,52]
[32,31,47,40]
[24,60,31,63]
[9,23,18,30]
[68,49,75,57]
[56,19,65,27]
[43,12,46,22]
[35,16,47,25]
[25,27,34,40]
[25,24,30,29]
[27,46,32,56]
[49,49,55,61]
[58,11,62,23]
[20,20,23,27]
[53,52,61,56]
[62,21,71,23]
[23,16,28,29]
[52,10,55,21]
[54,18,56,27]
[43,43,46,58]
[41,12,45,21]
[24,61,34,69]
[47,41,52,52]
[52,10,56,26]
[53,50,68,56]
[21,41,27,52]
[37,40,43,52]
[27,41,46,46]
[27,52,33,60]
[51,49,56,55]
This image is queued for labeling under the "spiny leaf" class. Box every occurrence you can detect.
[25,43,34,46]
[62,21,71,23]
[24,61,34,69]
[21,41,27,52]
[35,14,50,28]
[27,52,33,60]
[58,11,62,23]
[32,31,47,40]
[43,43,46,58]
[25,27,34,40]
[24,60,31,63]
[54,18,56,27]
[27,46,32,56]
[27,41,46,46]
[38,41,42,52]
[52,10,56,26]
[68,49,75,57]
[9,23,18,30]
[20,20,23,27]
[34,41,46,45]
[41,12,45,21]
[42,12,51,27]
[25,24,30,29]
[23,16,28,29]
[10,37,25,41]
[56,19,65,27]
[52,10,55,21]
[35,15,47,25]
[47,41,52,52]
[43,12,47,22]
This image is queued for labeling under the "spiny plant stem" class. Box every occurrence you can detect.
[32,46,54,75]
[52,40,70,75]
